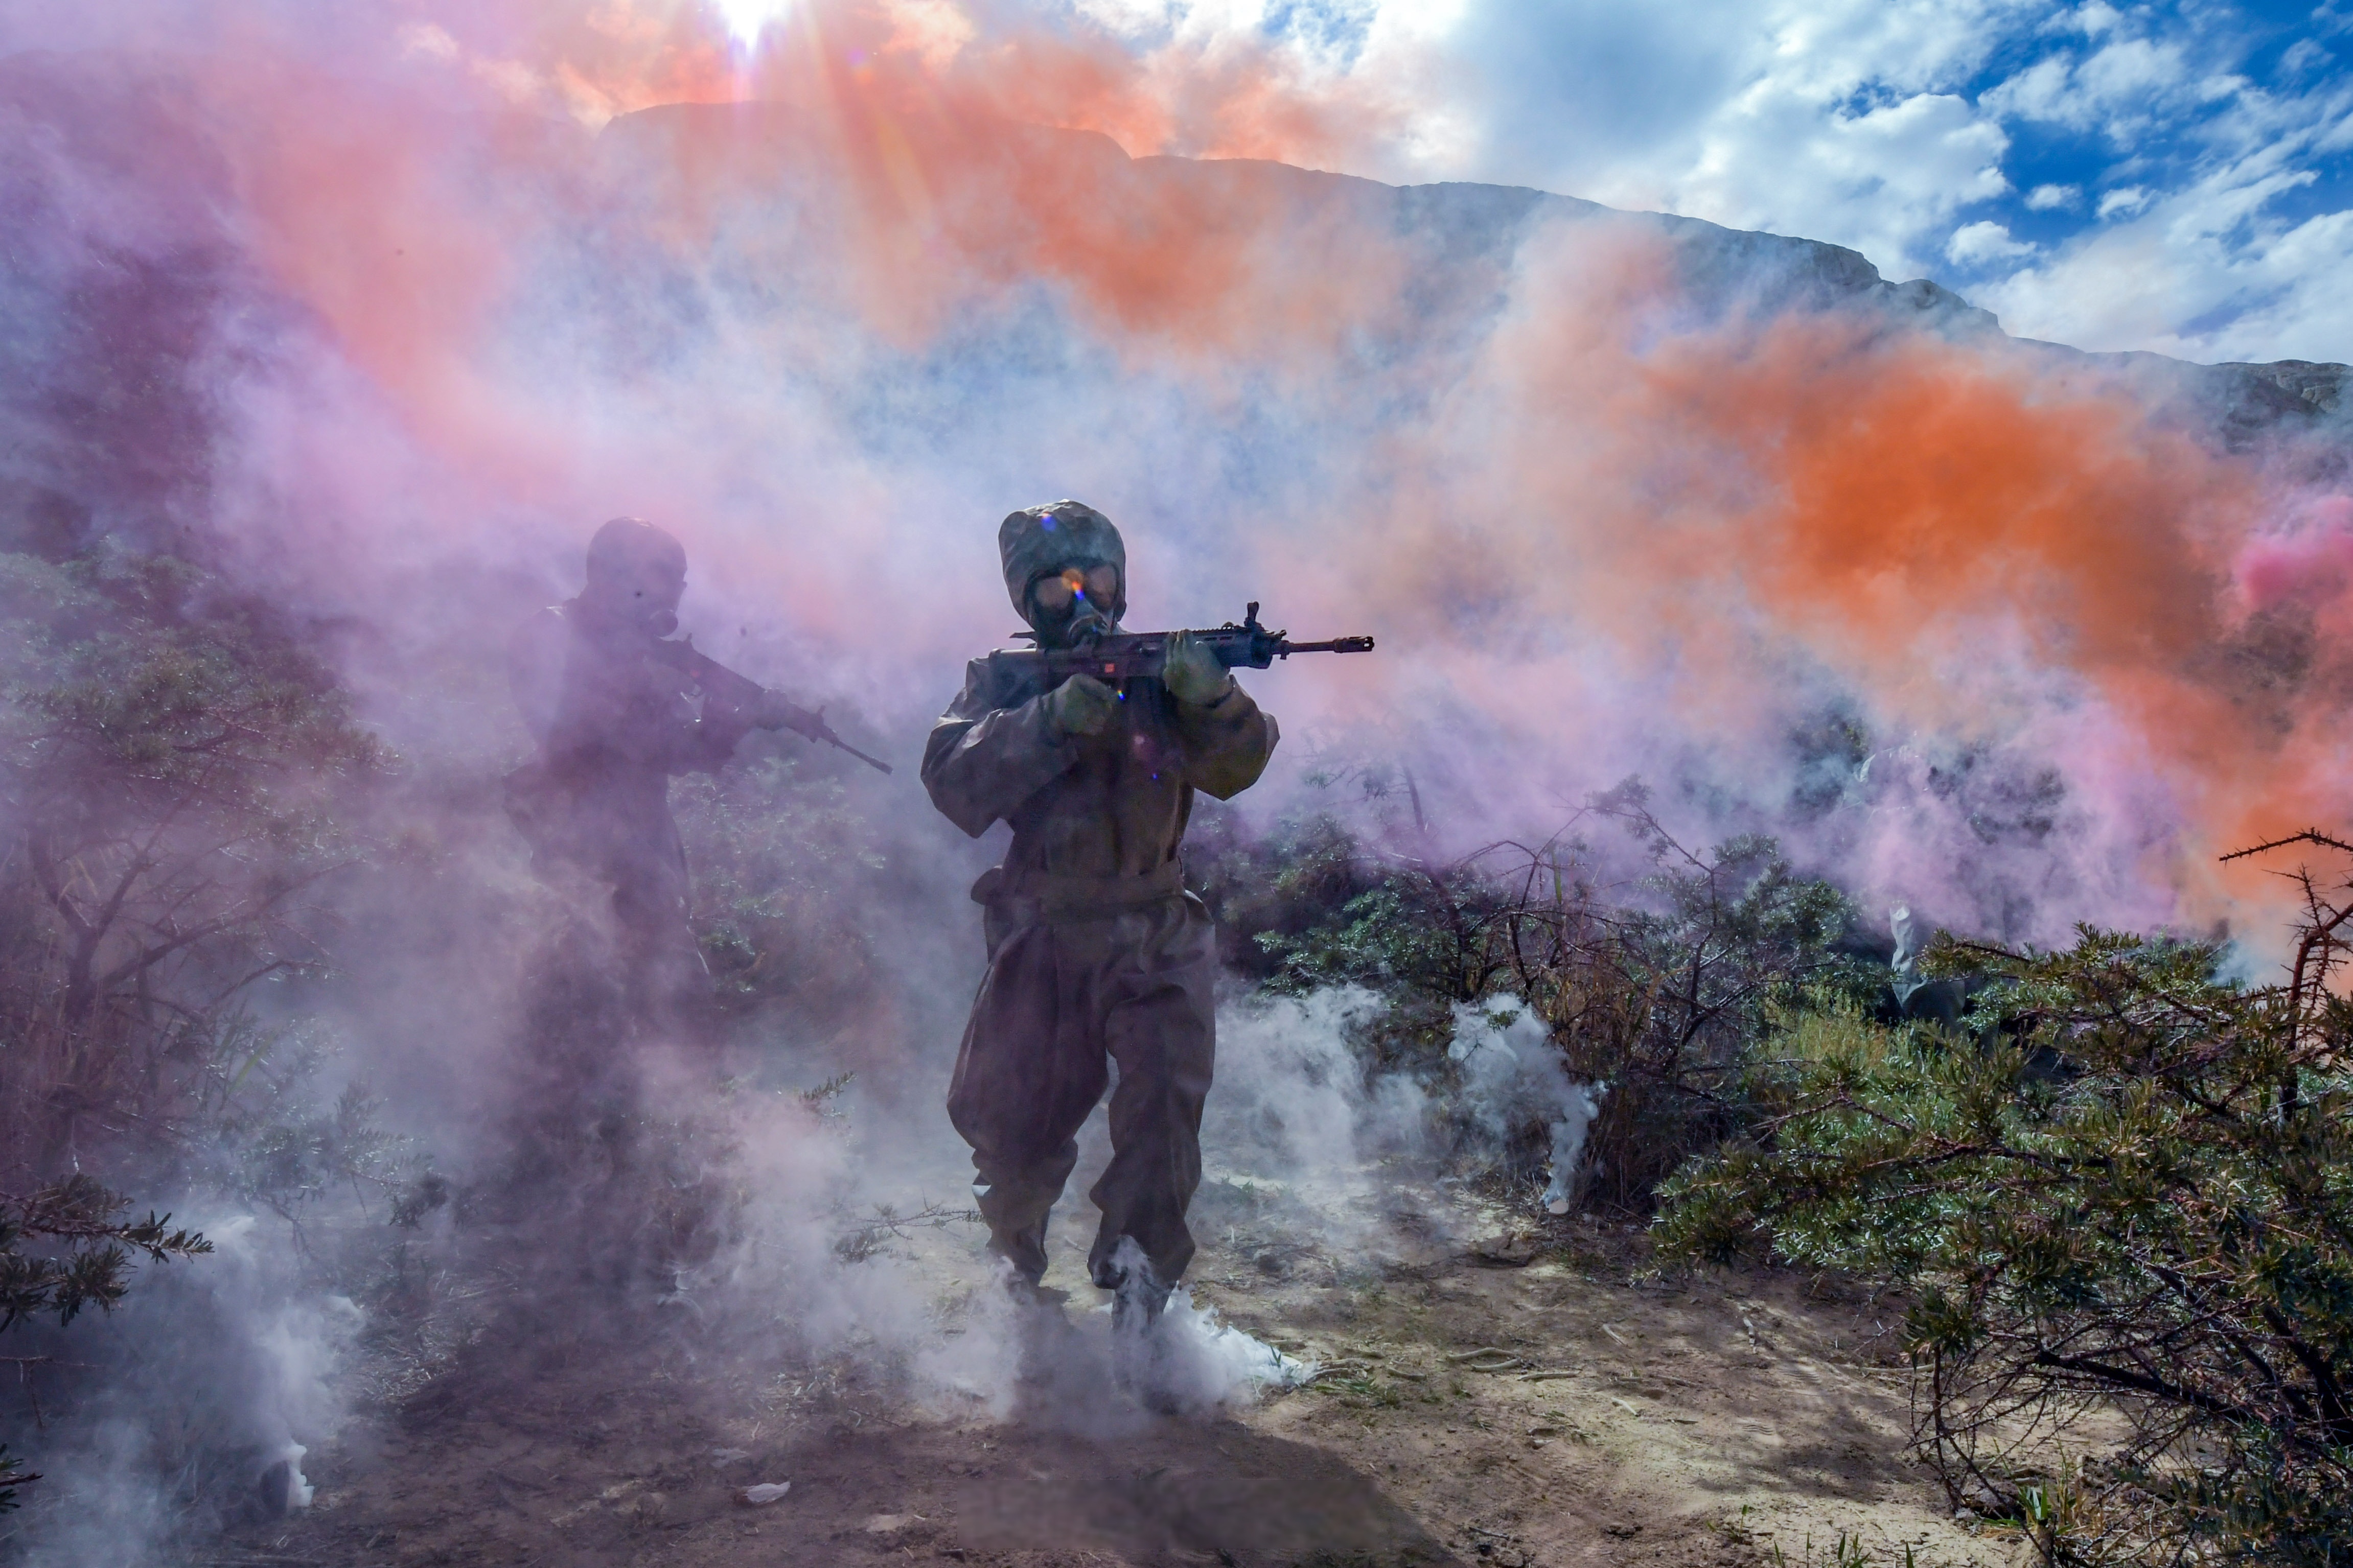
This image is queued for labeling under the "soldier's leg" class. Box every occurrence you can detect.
[948,922,1109,1284]
[611,859,712,1046]
[1087,901,1218,1297]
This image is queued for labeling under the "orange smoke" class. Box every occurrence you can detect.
[18,4,2346,934]
[1676,322,2329,902]
[1325,218,2346,921]
[604,9,1414,353]
[127,0,1413,472]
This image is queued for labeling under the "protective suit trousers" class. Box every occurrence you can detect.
[947,894,1217,1292]
[609,860,714,1047]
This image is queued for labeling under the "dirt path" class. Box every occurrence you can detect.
[229,1191,2009,1568]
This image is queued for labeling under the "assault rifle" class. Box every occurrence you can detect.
[647,637,893,775]
[1001,602,1375,683]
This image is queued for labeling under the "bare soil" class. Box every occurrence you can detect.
[221,1178,2013,1568]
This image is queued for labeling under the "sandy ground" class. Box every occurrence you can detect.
[213,1169,2015,1568]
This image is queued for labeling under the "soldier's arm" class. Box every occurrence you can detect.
[666,705,755,775]
[921,657,1081,837]
[1172,681,1278,801]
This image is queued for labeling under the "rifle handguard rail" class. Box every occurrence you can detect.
[1004,602,1376,682]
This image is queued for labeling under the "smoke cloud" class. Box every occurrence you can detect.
[11,0,2345,942]
[3,1,2349,1557]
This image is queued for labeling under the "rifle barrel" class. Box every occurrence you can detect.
[1281,635,1376,656]
[825,735,894,775]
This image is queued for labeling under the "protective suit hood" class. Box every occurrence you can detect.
[999,502,1126,627]
[581,516,687,636]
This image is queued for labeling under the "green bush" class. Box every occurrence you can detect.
[672,748,891,1039]
[1657,841,2353,1563]
[0,1175,212,1510]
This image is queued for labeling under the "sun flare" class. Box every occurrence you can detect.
[709,0,793,46]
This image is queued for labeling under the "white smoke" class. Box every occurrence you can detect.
[1207,985,1434,1203]
[1102,1237,1319,1417]
[7,1208,358,1567]
[1144,1288,1321,1408]
[1448,996,1602,1213]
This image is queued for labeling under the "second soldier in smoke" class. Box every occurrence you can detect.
[507,517,862,1046]
[509,518,751,1044]
[922,502,1277,1391]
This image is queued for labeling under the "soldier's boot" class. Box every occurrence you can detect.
[1102,1237,1179,1413]
[972,1168,1064,1289]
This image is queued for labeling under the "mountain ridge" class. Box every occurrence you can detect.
[602,98,2348,457]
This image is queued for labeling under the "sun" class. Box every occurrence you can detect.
[709,0,793,47]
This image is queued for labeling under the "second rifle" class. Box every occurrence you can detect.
[648,637,894,775]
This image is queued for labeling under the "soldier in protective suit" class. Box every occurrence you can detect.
[923,502,1277,1348]
[506,517,757,1043]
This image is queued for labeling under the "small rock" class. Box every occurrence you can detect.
[741,1482,791,1505]
[1472,1233,1540,1267]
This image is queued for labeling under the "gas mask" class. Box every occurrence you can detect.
[1026,562,1121,648]
[582,563,684,637]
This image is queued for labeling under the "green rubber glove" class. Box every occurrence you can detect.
[1162,629,1233,707]
[1044,672,1119,737]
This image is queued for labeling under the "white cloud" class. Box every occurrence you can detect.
[1418,0,2353,358]
[1980,36,2199,141]
[1981,157,2353,363]
[1410,0,2030,279]
[1071,1,2353,360]
[1983,54,2073,122]
[2073,1,2124,38]
[2096,185,2150,219]
[2076,37,2187,109]
[1948,219,2034,264]
[2279,38,2332,78]
[396,22,459,60]
[1653,88,2011,277]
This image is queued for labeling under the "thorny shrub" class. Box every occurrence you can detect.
[0,548,386,1176]
[0,1175,212,1508]
[1655,832,2353,1564]
[1196,784,1864,1210]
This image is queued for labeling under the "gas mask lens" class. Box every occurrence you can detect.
[1031,564,1120,613]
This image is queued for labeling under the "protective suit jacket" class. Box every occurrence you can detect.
[924,652,1277,1291]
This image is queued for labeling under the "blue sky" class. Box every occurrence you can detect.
[1070,0,2353,364]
